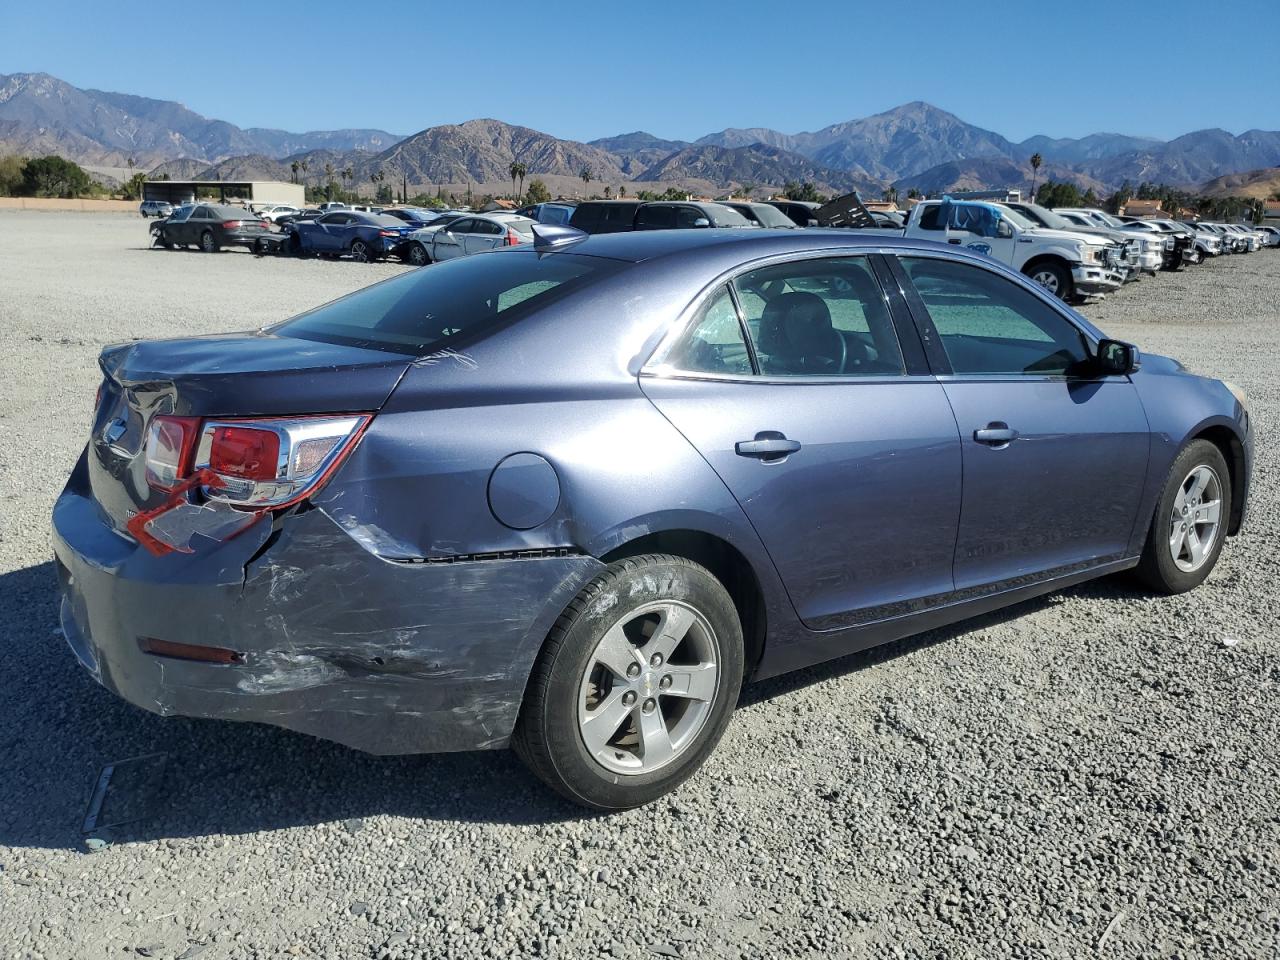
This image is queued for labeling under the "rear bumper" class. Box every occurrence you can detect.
[52,455,603,754]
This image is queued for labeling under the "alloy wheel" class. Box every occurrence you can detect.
[577,600,719,776]
[1031,270,1060,294]
[351,241,369,262]
[1168,464,1223,573]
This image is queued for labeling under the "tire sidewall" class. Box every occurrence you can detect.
[1143,440,1232,593]
[201,231,216,252]
[535,558,743,809]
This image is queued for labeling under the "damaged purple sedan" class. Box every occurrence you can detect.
[54,227,1251,809]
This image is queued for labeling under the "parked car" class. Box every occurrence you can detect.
[254,204,303,224]
[1004,202,1150,280]
[400,214,468,266]
[380,207,446,229]
[765,200,822,226]
[151,203,272,252]
[54,229,1252,810]
[1114,218,1191,269]
[1257,225,1280,247]
[1178,221,1225,258]
[427,213,536,262]
[139,200,173,218]
[721,201,802,228]
[288,210,417,262]
[517,201,578,225]
[276,208,324,228]
[318,202,348,212]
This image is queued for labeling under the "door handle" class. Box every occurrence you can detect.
[735,431,801,461]
[947,238,962,244]
[973,423,1018,446]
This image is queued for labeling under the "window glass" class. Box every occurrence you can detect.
[193,206,212,219]
[275,252,622,355]
[660,286,752,376]
[916,205,942,230]
[636,205,675,229]
[476,220,504,235]
[733,258,904,377]
[675,206,707,228]
[448,219,474,234]
[900,256,1089,376]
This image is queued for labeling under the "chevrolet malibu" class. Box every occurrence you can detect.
[53,228,1252,810]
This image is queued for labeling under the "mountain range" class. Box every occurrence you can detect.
[3,71,1279,198]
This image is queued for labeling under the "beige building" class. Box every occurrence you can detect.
[1122,199,1165,218]
[143,180,305,207]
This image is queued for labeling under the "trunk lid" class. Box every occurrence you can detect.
[89,331,411,530]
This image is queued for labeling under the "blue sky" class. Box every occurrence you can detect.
[4,0,1277,143]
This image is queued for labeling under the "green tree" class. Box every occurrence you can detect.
[120,171,148,200]
[739,182,755,198]
[883,185,899,204]
[21,155,93,197]
[290,160,300,183]
[782,180,822,203]
[508,160,527,199]
[906,187,921,200]
[1105,179,1133,214]
[580,166,592,192]
[324,162,335,200]
[525,179,551,204]
[375,183,395,204]
[1029,152,1043,200]
[0,154,25,196]
[1036,180,1083,209]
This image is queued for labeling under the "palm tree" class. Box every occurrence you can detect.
[508,160,527,199]
[580,166,592,195]
[342,166,354,197]
[884,186,899,204]
[290,160,300,184]
[324,162,335,200]
[1029,153,1043,200]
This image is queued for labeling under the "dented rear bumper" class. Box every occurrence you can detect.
[52,454,604,754]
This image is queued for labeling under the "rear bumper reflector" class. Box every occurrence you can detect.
[138,637,244,665]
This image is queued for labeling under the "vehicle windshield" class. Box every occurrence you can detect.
[707,205,754,227]
[1011,204,1073,230]
[995,207,1035,230]
[747,204,797,228]
[1090,211,1124,228]
[273,252,623,355]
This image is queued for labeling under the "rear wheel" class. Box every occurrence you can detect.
[514,554,744,810]
[350,239,372,262]
[1025,261,1072,300]
[1135,439,1231,594]
[200,230,218,253]
[405,241,430,266]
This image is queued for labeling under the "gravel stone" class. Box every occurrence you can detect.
[1,213,1277,959]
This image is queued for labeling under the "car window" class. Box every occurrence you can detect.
[916,205,942,230]
[659,286,753,376]
[274,252,623,355]
[733,258,905,377]
[900,256,1089,376]
[675,206,707,228]
[168,207,192,222]
[448,219,475,234]
[636,205,676,229]
[476,220,505,235]
[192,206,212,219]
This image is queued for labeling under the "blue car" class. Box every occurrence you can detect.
[52,229,1252,809]
[287,210,416,262]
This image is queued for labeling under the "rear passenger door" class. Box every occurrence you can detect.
[465,219,504,254]
[433,218,471,260]
[892,254,1150,590]
[642,254,962,630]
[635,205,676,231]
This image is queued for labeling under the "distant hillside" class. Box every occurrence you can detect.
[892,158,1105,197]
[1201,166,1280,199]
[587,131,690,175]
[639,143,881,196]
[1018,132,1162,163]
[0,72,399,166]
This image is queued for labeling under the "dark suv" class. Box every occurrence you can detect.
[570,200,754,234]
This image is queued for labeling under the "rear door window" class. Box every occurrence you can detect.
[658,286,753,376]
[637,205,676,229]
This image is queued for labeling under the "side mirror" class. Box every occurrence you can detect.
[996,220,1014,239]
[1096,338,1139,375]
[693,217,711,228]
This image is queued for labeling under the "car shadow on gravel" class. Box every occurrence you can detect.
[0,562,1146,851]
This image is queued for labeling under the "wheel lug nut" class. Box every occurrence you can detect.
[626,663,641,678]
[659,675,672,690]
[642,698,656,713]
[622,691,637,706]
[650,653,663,667]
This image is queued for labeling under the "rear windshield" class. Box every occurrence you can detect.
[273,252,622,355]
[707,205,753,227]
[746,204,795,228]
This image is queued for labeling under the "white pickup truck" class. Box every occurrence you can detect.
[889,199,1125,301]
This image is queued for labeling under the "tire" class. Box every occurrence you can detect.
[1024,260,1072,301]
[349,239,372,262]
[200,230,218,253]
[514,554,744,810]
[405,241,430,266]
[1135,439,1232,594]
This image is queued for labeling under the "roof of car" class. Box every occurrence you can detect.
[525,226,975,265]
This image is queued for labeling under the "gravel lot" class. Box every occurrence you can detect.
[1,211,1276,960]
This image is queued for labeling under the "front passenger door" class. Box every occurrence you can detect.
[894,255,1150,590]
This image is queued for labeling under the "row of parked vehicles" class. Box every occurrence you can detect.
[144,195,1277,302]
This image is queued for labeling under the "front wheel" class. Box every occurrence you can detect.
[1135,439,1232,594]
[514,554,744,810]
[1025,261,1072,301]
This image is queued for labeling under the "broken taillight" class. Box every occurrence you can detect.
[143,414,369,509]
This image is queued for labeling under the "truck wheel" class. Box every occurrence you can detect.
[1025,261,1072,300]
[514,554,744,810]
[1135,440,1231,594]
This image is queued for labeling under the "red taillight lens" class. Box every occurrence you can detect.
[208,425,281,481]
[505,229,520,246]
[222,220,242,229]
[144,415,201,490]
[378,229,398,237]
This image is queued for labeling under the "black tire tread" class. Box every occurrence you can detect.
[1135,439,1231,594]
